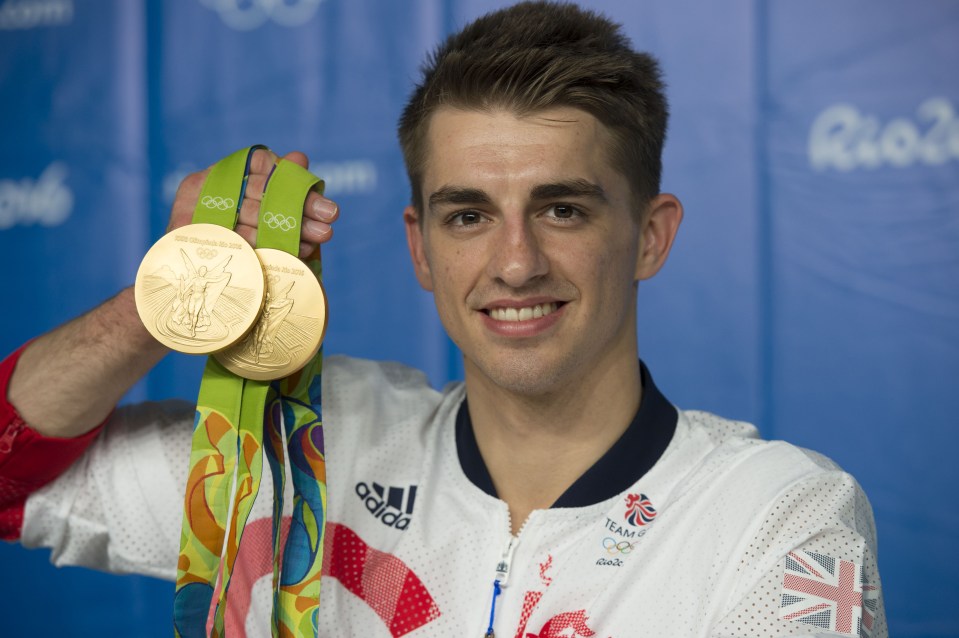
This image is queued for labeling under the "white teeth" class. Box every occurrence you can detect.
[489,302,558,322]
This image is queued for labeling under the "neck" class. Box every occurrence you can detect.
[464,351,641,534]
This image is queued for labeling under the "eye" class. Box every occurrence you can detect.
[446,210,486,226]
[544,204,584,222]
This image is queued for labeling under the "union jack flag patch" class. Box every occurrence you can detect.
[779,550,879,637]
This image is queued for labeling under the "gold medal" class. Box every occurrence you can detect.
[214,248,327,380]
[134,223,266,354]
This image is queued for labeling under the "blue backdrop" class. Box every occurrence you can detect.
[1,1,957,635]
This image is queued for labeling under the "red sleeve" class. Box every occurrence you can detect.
[0,343,104,540]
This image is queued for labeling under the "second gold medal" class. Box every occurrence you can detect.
[215,160,327,380]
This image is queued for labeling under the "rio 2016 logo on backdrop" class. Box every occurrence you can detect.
[0,163,74,230]
[0,0,72,30]
[809,97,959,172]
[199,0,324,31]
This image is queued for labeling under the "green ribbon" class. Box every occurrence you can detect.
[191,146,260,226]
[257,161,322,253]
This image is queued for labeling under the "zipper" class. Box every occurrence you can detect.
[485,534,519,637]
[0,415,26,454]
[495,535,518,586]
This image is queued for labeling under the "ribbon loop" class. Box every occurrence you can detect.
[257,159,324,254]
[191,146,263,227]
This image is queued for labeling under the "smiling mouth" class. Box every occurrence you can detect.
[487,302,560,322]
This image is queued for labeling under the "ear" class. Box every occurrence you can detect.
[404,205,435,291]
[634,194,683,281]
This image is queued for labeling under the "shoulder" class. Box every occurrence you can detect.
[322,354,461,446]
[324,355,439,394]
[674,409,878,572]
[669,408,875,547]
[677,408,844,481]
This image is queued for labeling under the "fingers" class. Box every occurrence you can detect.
[306,189,338,222]
[302,217,334,245]
[235,178,338,242]
[166,170,209,232]
[236,173,268,227]
[247,148,306,176]
[234,224,257,249]
[248,147,280,176]
[282,150,309,169]
[232,225,333,259]
[170,148,339,258]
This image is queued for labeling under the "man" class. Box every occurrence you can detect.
[0,2,886,636]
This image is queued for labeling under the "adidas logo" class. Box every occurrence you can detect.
[355,482,417,530]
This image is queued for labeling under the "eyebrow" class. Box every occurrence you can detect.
[428,186,493,210]
[530,179,608,204]
[427,179,608,212]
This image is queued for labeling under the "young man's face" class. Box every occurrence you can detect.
[405,106,676,397]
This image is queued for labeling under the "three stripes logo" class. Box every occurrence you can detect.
[355,481,417,530]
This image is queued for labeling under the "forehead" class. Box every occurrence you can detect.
[420,106,622,199]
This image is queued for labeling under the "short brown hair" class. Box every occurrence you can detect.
[398,1,668,212]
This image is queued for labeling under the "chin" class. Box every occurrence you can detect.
[471,353,571,397]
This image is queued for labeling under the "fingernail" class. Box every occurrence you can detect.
[313,198,338,222]
[305,220,332,236]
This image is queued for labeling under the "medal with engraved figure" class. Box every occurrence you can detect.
[215,248,327,380]
[134,223,266,354]
[215,248,326,380]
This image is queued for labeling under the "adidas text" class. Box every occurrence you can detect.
[355,482,416,531]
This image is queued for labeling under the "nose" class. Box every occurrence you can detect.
[485,217,549,288]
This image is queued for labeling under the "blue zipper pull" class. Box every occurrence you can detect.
[484,579,502,637]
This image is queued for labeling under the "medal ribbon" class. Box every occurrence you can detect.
[174,146,261,638]
[254,161,327,637]
[173,150,327,638]
[190,148,256,227]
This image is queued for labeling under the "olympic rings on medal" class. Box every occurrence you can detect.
[602,537,636,555]
[201,195,236,211]
[263,211,297,232]
[195,247,219,260]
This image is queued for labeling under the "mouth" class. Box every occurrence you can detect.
[486,302,561,322]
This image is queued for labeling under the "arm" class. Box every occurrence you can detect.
[7,287,166,437]
[0,344,106,539]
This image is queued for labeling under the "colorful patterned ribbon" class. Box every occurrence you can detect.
[256,161,328,637]
[173,151,327,638]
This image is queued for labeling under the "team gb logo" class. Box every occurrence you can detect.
[624,493,657,527]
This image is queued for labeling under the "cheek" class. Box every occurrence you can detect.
[435,256,458,289]
[436,246,476,286]
[428,257,467,312]
[560,237,616,278]
[567,239,637,297]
